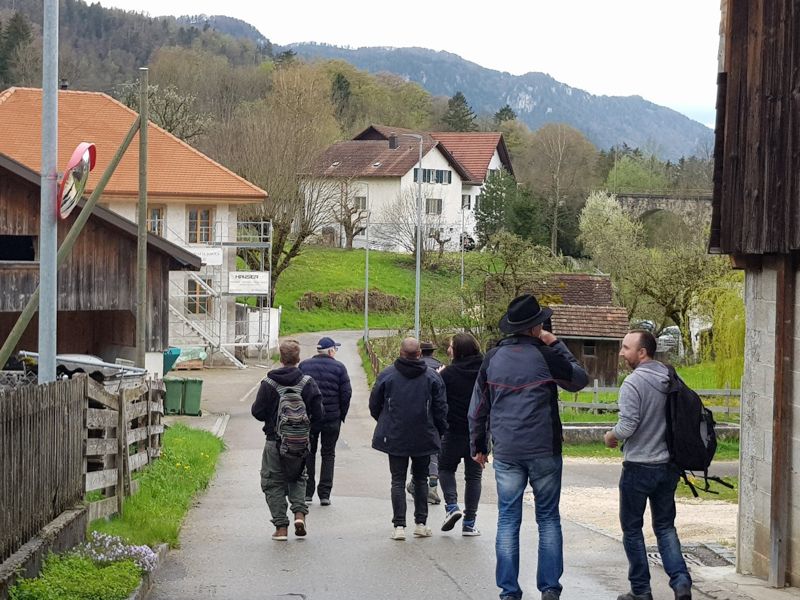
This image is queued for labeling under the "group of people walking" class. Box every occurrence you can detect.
[251,293,694,600]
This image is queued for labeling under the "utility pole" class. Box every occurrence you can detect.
[38,0,58,383]
[135,68,149,368]
[363,209,370,342]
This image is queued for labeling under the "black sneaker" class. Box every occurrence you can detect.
[674,589,692,600]
[304,496,313,503]
[320,498,331,506]
[541,591,560,600]
[617,593,653,600]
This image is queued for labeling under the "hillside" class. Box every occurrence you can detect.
[287,43,712,160]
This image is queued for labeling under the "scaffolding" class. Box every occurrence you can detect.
[166,220,273,369]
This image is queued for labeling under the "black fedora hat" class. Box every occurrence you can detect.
[498,294,553,334]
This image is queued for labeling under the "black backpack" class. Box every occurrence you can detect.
[664,365,733,496]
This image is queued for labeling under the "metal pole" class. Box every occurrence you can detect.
[136,68,149,368]
[414,138,422,339]
[0,117,142,370]
[364,210,370,342]
[37,0,59,383]
[460,206,465,287]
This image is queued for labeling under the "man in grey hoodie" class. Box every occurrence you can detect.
[604,330,692,600]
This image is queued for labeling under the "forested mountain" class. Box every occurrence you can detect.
[287,44,712,160]
[175,14,271,51]
[0,0,271,91]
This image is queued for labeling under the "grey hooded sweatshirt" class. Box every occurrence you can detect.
[612,360,670,463]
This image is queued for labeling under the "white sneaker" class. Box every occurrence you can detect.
[413,523,433,537]
[390,526,406,540]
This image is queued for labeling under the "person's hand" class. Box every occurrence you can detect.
[604,430,618,448]
[472,453,488,468]
[437,364,446,373]
[539,330,558,345]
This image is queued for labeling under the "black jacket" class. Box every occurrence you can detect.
[369,357,447,456]
[422,355,443,370]
[251,366,325,439]
[299,354,352,425]
[440,354,483,436]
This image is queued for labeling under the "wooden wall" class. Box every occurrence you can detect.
[564,339,620,386]
[0,169,169,350]
[712,0,800,254]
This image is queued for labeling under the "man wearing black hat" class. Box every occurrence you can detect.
[299,336,352,505]
[469,294,588,600]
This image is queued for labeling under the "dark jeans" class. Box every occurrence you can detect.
[305,420,341,499]
[438,433,482,520]
[389,454,430,527]
[619,462,692,596]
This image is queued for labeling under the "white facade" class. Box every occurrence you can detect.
[104,198,271,367]
[336,146,506,253]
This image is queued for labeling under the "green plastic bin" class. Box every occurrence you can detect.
[164,378,185,415]
[183,378,203,416]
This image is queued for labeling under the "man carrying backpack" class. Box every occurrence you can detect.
[604,330,692,600]
[299,336,352,505]
[252,339,324,541]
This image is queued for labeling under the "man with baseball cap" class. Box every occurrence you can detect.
[470,294,588,600]
[299,336,351,505]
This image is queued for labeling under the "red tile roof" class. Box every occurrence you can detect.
[428,132,508,181]
[551,304,630,339]
[0,87,267,202]
[305,139,437,178]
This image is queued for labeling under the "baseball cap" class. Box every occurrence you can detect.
[317,337,341,350]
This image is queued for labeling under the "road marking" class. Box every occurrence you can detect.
[239,381,261,402]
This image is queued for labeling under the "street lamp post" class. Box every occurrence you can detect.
[363,207,370,342]
[460,202,466,287]
[399,133,424,339]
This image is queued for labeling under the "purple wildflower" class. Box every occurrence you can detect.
[76,531,158,573]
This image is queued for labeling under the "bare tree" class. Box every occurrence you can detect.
[375,185,445,261]
[518,123,598,254]
[331,178,369,250]
[205,62,341,301]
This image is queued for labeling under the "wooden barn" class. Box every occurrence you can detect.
[0,153,201,364]
[712,0,800,588]
[528,274,629,386]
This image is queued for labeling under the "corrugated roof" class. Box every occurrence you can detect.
[551,304,630,339]
[0,87,267,201]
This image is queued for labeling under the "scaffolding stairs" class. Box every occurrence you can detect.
[168,304,245,369]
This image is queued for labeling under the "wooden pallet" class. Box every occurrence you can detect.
[174,359,203,371]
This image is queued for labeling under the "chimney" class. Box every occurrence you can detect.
[59,78,69,90]
[388,133,398,150]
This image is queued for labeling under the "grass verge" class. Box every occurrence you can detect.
[9,555,140,600]
[562,438,739,461]
[90,423,224,548]
[677,476,738,503]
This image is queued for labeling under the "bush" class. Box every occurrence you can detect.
[10,554,141,600]
[297,290,409,313]
[75,532,158,573]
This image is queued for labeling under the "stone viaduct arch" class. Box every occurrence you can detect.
[616,192,713,223]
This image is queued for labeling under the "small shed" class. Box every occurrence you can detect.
[551,304,630,386]
[0,153,201,363]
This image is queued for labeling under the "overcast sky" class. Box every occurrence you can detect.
[97,0,722,126]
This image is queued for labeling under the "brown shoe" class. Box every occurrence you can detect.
[272,526,288,541]
[294,513,307,537]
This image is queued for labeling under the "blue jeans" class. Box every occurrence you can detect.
[494,455,563,599]
[619,462,692,595]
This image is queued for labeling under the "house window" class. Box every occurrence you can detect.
[147,205,166,236]
[435,169,452,184]
[187,207,213,243]
[461,195,471,210]
[425,198,443,215]
[0,235,36,261]
[414,168,444,184]
[354,196,367,211]
[583,341,596,357]
[187,278,213,315]
[474,194,481,211]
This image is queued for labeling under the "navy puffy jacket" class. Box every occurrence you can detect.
[299,354,352,425]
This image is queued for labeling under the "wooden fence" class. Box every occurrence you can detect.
[0,378,85,564]
[364,339,382,379]
[0,375,164,564]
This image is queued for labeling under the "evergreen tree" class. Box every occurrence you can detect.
[443,91,477,132]
[330,72,351,122]
[474,169,517,246]
[494,104,516,125]
[0,19,7,84]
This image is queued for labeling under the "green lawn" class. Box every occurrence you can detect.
[267,247,478,335]
[676,476,738,503]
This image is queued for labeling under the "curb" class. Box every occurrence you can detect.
[126,543,169,600]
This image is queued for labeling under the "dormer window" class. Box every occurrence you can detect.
[330,161,340,168]
[372,161,382,168]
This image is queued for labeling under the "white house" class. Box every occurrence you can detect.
[0,88,272,367]
[306,125,514,251]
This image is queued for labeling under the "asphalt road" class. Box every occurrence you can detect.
[149,331,734,600]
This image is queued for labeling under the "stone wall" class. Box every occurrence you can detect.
[738,257,800,585]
